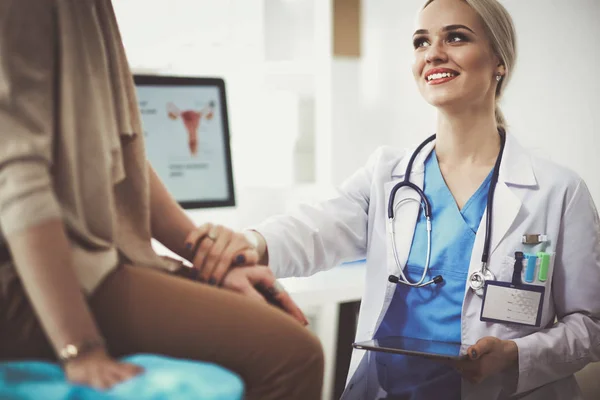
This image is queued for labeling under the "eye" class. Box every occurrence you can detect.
[413,37,430,49]
[447,32,469,44]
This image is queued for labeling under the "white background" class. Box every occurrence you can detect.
[115,0,600,230]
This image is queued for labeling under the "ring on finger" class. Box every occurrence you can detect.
[267,281,286,296]
[207,227,219,241]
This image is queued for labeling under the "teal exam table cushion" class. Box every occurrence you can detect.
[0,354,244,400]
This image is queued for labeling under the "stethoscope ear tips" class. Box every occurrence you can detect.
[388,275,400,284]
[433,275,444,284]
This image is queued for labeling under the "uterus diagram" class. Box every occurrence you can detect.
[167,101,215,156]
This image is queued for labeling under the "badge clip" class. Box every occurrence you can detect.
[521,234,548,245]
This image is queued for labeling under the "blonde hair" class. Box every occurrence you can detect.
[423,0,517,130]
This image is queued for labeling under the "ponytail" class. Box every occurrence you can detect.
[495,105,506,131]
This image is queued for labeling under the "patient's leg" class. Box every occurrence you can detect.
[0,266,324,400]
[90,266,325,400]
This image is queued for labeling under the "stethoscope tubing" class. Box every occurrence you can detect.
[387,130,506,291]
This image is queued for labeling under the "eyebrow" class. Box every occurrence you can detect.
[413,24,476,36]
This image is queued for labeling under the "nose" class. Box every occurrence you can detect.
[425,40,448,65]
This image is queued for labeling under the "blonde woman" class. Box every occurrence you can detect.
[205,0,600,398]
[0,1,323,399]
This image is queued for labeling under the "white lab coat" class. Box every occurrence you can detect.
[253,133,600,400]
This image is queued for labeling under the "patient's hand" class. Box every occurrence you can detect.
[221,266,309,326]
[65,347,143,390]
[184,223,259,285]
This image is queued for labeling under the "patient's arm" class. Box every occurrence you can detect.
[7,219,104,353]
[0,0,103,356]
[148,163,196,259]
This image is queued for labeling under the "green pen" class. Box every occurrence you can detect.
[537,252,551,282]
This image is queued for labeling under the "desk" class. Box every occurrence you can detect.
[280,262,366,400]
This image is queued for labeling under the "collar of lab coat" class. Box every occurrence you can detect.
[390,132,538,188]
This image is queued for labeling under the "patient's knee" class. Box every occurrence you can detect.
[290,328,325,373]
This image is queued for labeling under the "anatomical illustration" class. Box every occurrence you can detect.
[167,101,215,156]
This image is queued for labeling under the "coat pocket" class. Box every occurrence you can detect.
[498,252,557,338]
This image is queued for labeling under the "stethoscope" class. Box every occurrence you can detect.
[387,129,506,297]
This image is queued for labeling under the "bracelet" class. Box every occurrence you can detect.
[243,230,259,249]
[58,338,106,364]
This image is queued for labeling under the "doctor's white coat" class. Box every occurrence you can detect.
[253,133,600,400]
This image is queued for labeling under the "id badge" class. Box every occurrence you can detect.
[480,281,545,327]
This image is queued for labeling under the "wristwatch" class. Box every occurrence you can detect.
[243,230,259,249]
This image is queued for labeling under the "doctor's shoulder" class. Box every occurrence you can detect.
[526,149,594,211]
[361,145,412,177]
[339,145,412,198]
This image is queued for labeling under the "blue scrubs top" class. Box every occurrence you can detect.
[374,150,492,399]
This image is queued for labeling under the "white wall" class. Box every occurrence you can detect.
[114,0,600,219]
[112,0,600,246]
[358,0,600,204]
[114,0,307,229]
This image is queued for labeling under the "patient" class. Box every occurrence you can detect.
[0,1,323,399]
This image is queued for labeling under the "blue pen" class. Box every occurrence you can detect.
[524,254,537,283]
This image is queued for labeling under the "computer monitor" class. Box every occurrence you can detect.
[134,75,235,209]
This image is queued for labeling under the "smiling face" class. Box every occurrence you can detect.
[412,0,504,112]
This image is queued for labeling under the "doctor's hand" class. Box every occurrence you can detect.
[184,223,259,285]
[221,266,309,326]
[452,337,519,384]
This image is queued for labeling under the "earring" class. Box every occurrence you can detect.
[496,74,502,82]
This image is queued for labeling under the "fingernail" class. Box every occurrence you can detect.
[208,277,217,286]
[266,286,278,296]
[471,350,477,359]
[235,254,246,265]
[185,243,192,250]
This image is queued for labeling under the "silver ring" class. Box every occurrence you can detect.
[273,281,287,294]
[207,229,218,241]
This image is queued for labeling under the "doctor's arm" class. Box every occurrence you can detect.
[249,148,385,278]
[147,165,259,283]
[510,179,600,394]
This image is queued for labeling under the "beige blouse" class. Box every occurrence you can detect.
[0,0,174,294]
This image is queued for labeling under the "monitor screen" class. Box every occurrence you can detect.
[134,75,235,209]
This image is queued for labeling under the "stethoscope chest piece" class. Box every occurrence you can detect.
[468,268,496,297]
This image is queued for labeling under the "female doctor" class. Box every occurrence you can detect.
[190,0,600,398]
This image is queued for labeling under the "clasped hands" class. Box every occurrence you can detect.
[183,223,308,326]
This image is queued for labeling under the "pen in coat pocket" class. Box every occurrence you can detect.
[537,252,551,282]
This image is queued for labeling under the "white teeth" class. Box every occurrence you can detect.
[427,72,456,81]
